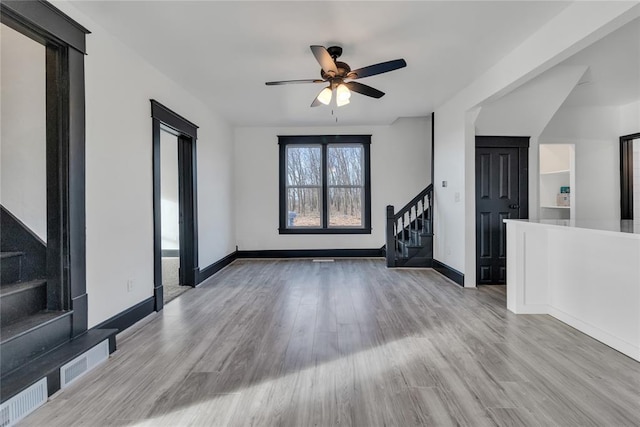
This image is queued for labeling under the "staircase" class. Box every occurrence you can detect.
[0,206,117,418]
[385,184,434,267]
[0,209,72,380]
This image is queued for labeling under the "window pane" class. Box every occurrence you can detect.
[328,187,362,227]
[287,145,321,186]
[287,187,321,227]
[327,144,363,186]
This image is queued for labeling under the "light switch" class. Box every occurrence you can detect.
[442,181,447,187]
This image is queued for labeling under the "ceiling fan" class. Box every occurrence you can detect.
[265,45,407,107]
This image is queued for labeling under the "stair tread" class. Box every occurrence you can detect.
[0,279,46,297]
[0,310,67,345]
[0,252,24,259]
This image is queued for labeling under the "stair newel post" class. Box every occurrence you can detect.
[386,205,396,267]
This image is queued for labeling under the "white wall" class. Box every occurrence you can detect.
[234,117,431,250]
[539,144,571,174]
[54,1,235,327]
[160,130,179,250]
[0,24,47,241]
[433,2,639,286]
[620,100,640,136]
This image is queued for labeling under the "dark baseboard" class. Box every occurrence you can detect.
[197,251,238,284]
[236,248,384,259]
[0,329,116,404]
[94,297,155,334]
[433,259,464,286]
[161,249,179,257]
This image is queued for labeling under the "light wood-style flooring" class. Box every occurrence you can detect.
[22,259,640,426]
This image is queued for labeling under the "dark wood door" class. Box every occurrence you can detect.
[476,138,528,285]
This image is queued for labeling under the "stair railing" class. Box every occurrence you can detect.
[386,184,433,267]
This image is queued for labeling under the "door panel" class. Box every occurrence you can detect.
[476,146,521,284]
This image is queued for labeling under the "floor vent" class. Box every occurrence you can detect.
[60,339,109,388]
[0,378,47,427]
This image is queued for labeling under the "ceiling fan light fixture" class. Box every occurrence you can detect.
[317,87,332,105]
[336,83,351,103]
[336,97,350,107]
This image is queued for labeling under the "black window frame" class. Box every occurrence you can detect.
[278,135,371,234]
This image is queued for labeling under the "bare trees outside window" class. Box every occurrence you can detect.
[279,135,371,234]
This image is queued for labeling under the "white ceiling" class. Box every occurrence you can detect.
[69,1,571,127]
[559,17,640,108]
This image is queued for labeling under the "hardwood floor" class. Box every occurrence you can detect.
[22,259,640,426]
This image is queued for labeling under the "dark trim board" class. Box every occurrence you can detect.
[0,0,90,54]
[150,100,198,139]
[475,136,530,148]
[151,100,200,311]
[0,329,116,404]
[237,248,384,259]
[197,251,238,283]
[0,0,88,401]
[94,297,155,334]
[433,259,464,286]
[431,112,435,187]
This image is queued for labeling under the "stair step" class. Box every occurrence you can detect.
[0,280,47,327]
[397,257,433,268]
[0,251,24,285]
[0,279,46,297]
[0,252,24,259]
[0,311,71,376]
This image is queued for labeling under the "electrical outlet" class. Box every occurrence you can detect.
[127,279,134,292]
[454,192,461,202]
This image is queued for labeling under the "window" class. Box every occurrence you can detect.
[279,135,371,234]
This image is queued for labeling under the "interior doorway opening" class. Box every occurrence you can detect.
[160,128,189,304]
[151,100,199,311]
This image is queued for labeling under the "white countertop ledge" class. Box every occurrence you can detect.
[503,219,640,238]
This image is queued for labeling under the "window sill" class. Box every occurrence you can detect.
[278,228,372,235]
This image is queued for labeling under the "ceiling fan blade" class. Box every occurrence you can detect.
[266,79,324,85]
[310,45,337,75]
[348,59,407,80]
[345,81,385,99]
[310,97,323,107]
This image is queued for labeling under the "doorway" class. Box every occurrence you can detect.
[539,144,575,220]
[160,128,189,304]
[475,136,529,285]
[620,133,640,220]
[151,100,199,311]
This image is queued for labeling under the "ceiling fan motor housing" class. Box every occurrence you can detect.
[321,61,351,80]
